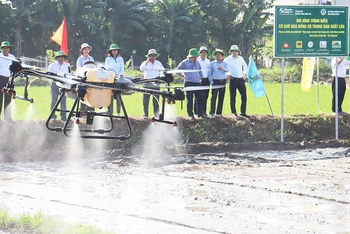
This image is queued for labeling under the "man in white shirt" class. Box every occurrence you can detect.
[224,45,249,118]
[140,49,164,119]
[195,46,211,117]
[331,57,350,113]
[48,51,70,121]
[0,41,16,121]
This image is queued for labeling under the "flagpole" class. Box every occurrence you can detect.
[317,57,320,113]
[265,93,277,127]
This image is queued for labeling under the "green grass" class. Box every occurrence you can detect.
[9,83,344,120]
[0,209,114,234]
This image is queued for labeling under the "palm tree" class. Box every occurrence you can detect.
[147,0,200,62]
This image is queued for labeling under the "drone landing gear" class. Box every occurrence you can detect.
[45,92,132,140]
[150,95,178,126]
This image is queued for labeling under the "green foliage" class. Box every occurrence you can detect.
[0,0,273,66]
[0,209,113,234]
[259,65,302,83]
[318,58,332,79]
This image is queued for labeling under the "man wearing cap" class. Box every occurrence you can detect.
[224,45,249,118]
[105,44,124,116]
[0,41,16,121]
[195,46,211,117]
[331,56,350,114]
[48,51,70,121]
[140,49,164,119]
[176,48,204,120]
[76,43,94,68]
[208,49,229,119]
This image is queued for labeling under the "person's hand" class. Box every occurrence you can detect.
[218,66,223,71]
[180,74,184,78]
[226,75,231,81]
[145,57,151,65]
[243,75,247,81]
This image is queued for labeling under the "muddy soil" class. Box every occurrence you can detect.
[1,148,350,234]
[0,118,350,233]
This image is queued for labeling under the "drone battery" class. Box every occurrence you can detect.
[83,69,115,108]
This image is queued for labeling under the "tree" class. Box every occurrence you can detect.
[146,0,200,62]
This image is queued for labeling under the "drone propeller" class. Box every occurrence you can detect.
[0,56,20,63]
[165,69,203,74]
[20,69,81,85]
[22,64,45,70]
[144,68,205,74]
[181,85,226,92]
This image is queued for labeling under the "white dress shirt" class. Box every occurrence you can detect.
[0,52,16,77]
[140,60,164,79]
[331,57,350,78]
[48,61,70,74]
[224,55,248,78]
[196,57,210,78]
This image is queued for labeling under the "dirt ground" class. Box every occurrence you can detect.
[0,148,350,233]
[0,119,350,233]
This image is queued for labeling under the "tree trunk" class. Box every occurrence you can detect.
[14,24,21,56]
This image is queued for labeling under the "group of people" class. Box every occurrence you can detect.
[177,45,249,120]
[1,39,349,122]
[0,41,251,121]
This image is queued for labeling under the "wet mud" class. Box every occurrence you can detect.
[0,120,350,233]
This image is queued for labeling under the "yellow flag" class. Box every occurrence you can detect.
[301,57,316,92]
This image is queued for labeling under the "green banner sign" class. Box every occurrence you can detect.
[274,6,348,57]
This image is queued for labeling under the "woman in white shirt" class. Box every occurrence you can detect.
[105,44,124,116]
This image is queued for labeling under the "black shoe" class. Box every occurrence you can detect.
[233,113,238,117]
[241,113,250,117]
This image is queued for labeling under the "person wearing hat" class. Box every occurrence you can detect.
[208,49,229,119]
[76,43,95,113]
[195,46,211,117]
[176,48,204,120]
[47,51,70,121]
[140,49,164,119]
[224,45,249,118]
[76,43,94,68]
[0,41,16,121]
[105,44,124,116]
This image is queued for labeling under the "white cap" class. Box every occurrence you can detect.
[199,46,208,52]
[230,45,240,52]
[80,43,92,52]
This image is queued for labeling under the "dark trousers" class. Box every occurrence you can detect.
[194,77,210,115]
[143,84,160,117]
[332,77,346,112]
[185,82,204,117]
[229,77,247,114]
[109,95,121,114]
[51,82,66,120]
[210,79,226,115]
[0,76,11,120]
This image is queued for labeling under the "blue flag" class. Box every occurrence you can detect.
[247,56,266,99]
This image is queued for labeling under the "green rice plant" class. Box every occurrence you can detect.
[0,209,114,234]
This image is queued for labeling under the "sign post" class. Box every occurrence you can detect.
[274,5,348,142]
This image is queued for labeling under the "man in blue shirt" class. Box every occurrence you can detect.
[208,49,229,119]
[176,48,204,120]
